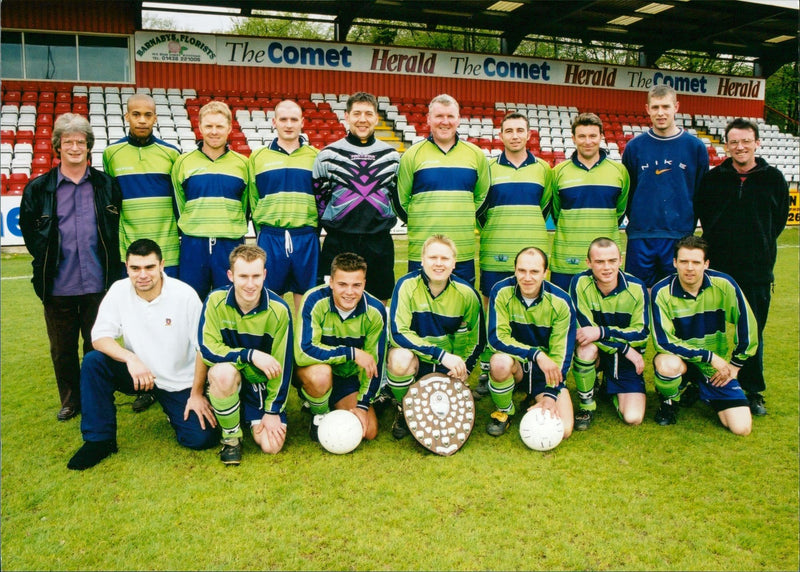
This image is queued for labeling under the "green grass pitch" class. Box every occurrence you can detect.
[1,229,798,571]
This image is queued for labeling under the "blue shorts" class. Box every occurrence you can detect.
[599,351,646,395]
[548,271,577,294]
[408,259,476,286]
[479,270,513,298]
[683,362,748,412]
[257,226,319,296]
[329,374,362,407]
[240,379,288,425]
[180,235,244,301]
[625,237,678,288]
[517,360,567,400]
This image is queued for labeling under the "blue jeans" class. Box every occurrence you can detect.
[79,350,218,449]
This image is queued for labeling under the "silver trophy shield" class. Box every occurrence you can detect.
[402,372,475,456]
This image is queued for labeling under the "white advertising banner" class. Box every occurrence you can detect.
[135,31,218,64]
[196,37,763,100]
[1,196,24,247]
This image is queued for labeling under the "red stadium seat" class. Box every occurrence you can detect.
[4,91,21,103]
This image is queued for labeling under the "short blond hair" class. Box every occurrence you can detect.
[422,234,457,259]
[199,100,232,124]
[229,244,266,269]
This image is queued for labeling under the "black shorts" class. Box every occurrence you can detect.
[318,229,395,300]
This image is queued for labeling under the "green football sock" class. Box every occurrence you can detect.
[489,376,516,415]
[209,391,242,440]
[654,371,682,402]
[387,371,415,402]
[572,356,597,411]
[301,386,331,416]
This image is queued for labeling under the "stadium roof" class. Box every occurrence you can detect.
[139,0,798,76]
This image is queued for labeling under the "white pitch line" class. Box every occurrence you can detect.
[1,275,32,281]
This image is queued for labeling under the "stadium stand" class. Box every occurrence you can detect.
[2,81,798,195]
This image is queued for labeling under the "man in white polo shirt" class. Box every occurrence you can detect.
[67,239,219,470]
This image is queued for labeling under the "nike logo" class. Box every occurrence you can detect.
[655,168,671,175]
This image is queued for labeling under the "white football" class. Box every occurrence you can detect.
[317,410,363,454]
[519,408,564,451]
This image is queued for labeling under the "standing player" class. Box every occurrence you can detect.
[249,100,320,313]
[622,85,709,288]
[694,118,789,416]
[569,238,649,430]
[550,112,629,292]
[475,111,552,396]
[103,93,181,278]
[485,247,575,438]
[104,93,181,414]
[312,92,400,303]
[395,94,490,284]
[650,235,757,435]
[172,101,250,300]
[199,245,293,465]
[386,235,485,439]
[295,253,388,441]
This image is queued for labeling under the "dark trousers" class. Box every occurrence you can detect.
[43,292,104,410]
[737,282,772,394]
[79,350,218,449]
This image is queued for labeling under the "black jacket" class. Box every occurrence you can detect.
[694,157,789,284]
[19,166,123,301]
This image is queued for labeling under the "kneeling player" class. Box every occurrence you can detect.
[387,234,485,439]
[200,245,293,465]
[486,247,575,438]
[650,235,756,435]
[569,238,649,429]
[295,253,388,441]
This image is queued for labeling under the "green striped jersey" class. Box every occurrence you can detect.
[569,269,649,355]
[551,151,629,275]
[199,286,293,415]
[395,136,490,263]
[389,270,485,372]
[102,135,180,266]
[650,270,758,377]
[172,145,250,239]
[487,277,576,377]
[295,284,388,409]
[478,151,552,272]
[249,139,319,230]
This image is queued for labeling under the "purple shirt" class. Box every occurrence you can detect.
[51,168,104,296]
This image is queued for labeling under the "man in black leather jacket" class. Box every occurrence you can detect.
[20,113,122,421]
[694,117,790,417]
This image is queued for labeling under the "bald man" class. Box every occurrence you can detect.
[249,100,320,313]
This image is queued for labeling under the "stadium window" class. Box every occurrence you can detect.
[0,32,131,82]
[25,32,77,80]
[79,36,130,82]
[1,32,23,78]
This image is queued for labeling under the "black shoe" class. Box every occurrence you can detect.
[679,383,700,408]
[486,410,511,436]
[473,373,490,399]
[655,401,678,426]
[219,438,242,465]
[132,393,156,413]
[372,387,396,415]
[747,393,767,416]
[392,407,410,440]
[309,414,325,442]
[67,439,118,470]
[57,405,80,421]
[574,409,595,431]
